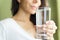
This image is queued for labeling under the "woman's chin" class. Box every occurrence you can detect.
[30,11,36,14]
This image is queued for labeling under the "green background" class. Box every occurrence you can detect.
[0,0,12,19]
[0,0,60,40]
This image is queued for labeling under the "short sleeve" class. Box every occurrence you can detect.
[0,22,5,40]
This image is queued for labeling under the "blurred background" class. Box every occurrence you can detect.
[0,0,60,40]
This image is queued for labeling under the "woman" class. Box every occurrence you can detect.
[0,0,57,40]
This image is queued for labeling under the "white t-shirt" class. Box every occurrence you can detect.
[0,18,41,40]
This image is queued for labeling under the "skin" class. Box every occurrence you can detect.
[12,0,57,40]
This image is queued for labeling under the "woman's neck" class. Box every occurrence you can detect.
[13,8,31,22]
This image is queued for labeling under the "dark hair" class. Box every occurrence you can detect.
[11,0,47,25]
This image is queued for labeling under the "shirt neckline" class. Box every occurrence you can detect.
[8,18,36,40]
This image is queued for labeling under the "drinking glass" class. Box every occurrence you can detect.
[36,7,51,40]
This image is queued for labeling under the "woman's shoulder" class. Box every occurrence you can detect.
[0,18,14,24]
[0,18,11,23]
[0,18,13,27]
[0,18,19,29]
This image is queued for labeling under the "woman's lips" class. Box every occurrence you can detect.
[31,6,37,10]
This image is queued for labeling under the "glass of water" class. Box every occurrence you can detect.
[36,7,51,40]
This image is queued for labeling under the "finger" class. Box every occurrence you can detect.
[46,36,54,40]
[47,25,53,30]
[42,24,47,28]
[42,27,56,35]
[42,24,47,30]
[36,25,42,30]
[47,29,56,34]
[44,34,54,40]
[46,20,55,25]
[47,32,53,37]
[53,25,57,30]
[42,25,56,34]
[47,25,57,30]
